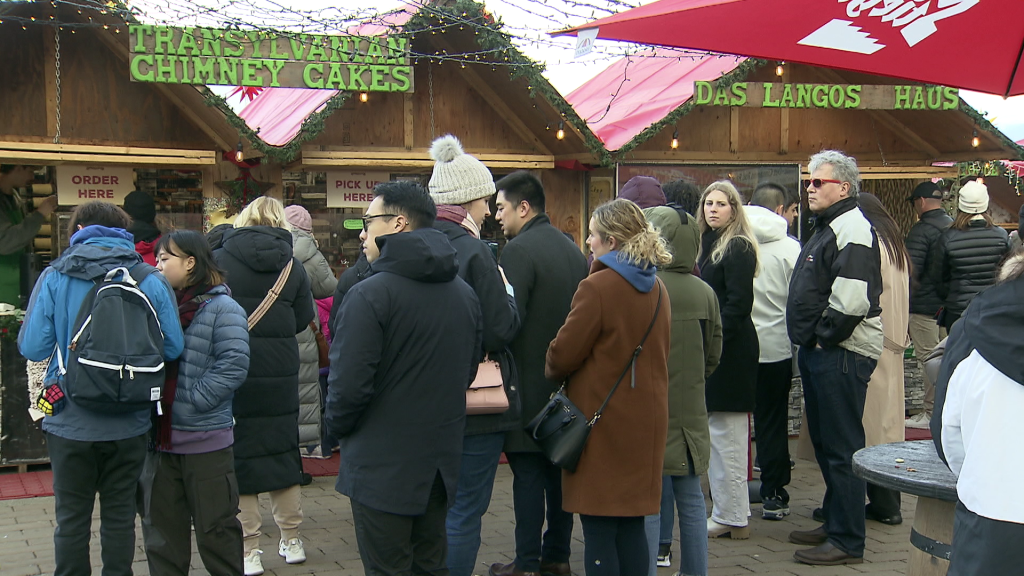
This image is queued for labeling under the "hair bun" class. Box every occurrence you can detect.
[429,134,464,163]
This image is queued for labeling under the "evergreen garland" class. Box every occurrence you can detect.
[203,89,351,164]
[613,58,767,157]
[202,0,609,165]
[957,101,1024,161]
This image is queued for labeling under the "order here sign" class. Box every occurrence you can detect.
[56,166,135,206]
[326,171,390,208]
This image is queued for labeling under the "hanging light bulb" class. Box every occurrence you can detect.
[670,129,679,149]
[359,92,368,103]
[556,121,565,140]
[234,140,244,163]
[776,62,785,76]
[971,129,980,148]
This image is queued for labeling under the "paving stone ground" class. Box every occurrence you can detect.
[0,443,917,576]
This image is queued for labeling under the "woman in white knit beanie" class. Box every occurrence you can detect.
[427,134,521,576]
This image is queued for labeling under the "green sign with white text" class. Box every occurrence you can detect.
[128,25,413,92]
[694,81,958,111]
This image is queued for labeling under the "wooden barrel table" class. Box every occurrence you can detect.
[853,440,957,576]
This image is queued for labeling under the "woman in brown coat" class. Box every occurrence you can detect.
[546,198,672,576]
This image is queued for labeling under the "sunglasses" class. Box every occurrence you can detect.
[803,178,843,189]
[361,213,398,231]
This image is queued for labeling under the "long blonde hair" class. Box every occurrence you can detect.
[697,181,759,270]
[592,198,672,268]
[234,196,287,228]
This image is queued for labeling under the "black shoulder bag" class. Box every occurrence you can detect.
[526,282,663,472]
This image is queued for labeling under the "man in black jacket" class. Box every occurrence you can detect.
[786,151,883,566]
[326,182,483,576]
[904,182,952,429]
[489,171,588,576]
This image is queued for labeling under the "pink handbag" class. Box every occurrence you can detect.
[466,359,509,415]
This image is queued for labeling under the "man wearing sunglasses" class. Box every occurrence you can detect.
[786,151,883,566]
[326,181,483,576]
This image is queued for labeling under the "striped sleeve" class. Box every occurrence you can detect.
[815,210,882,348]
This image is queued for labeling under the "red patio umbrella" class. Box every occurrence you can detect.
[555,0,1024,97]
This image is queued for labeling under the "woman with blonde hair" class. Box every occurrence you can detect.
[546,198,672,576]
[213,196,315,575]
[697,180,760,539]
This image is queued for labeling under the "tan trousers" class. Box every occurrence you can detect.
[237,485,303,553]
[907,313,947,415]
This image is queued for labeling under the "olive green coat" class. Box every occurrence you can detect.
[646,206,723,476]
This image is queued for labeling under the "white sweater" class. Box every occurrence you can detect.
[941,349,1024,523]
[744,205,801,363]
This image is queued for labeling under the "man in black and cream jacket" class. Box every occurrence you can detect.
[786,150,883,566]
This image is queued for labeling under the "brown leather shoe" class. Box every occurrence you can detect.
[540,560,571,576]
[788,525,828,545]
[793,542,864,565]
[489,561,540,576]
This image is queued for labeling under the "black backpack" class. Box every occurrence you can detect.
[55,265,167,414]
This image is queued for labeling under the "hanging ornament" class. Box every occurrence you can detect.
[215,152,274,213]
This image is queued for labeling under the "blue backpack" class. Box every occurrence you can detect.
[55,265,166,414]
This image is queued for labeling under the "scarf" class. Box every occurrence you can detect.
[436,205,480,238]
[155,282,212,451]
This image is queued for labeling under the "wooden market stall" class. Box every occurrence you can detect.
[0,2,255,467]
[567,54,1024,237]
[224,1,603,272]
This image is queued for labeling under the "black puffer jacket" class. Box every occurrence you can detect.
[435,220,522,436]
[905,208,952,316]
[215,226,314,494]
[929,219,1010,317]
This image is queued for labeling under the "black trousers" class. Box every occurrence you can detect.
[752,359,793,501]
[47,432,148,576]
[138,447,243,576]
[579,515,648,576]
[799,346,876,557]
[350,471,450,576]
[505,451,574,572]
[866,483,902,518]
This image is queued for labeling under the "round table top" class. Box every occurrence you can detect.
[853,440,957,502]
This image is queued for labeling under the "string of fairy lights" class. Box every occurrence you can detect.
[0,0,720,70]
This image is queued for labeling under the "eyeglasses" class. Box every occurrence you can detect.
[803,178,843,189]
[361,213,398,231]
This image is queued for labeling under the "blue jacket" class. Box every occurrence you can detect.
[18,225,185,442]
[173,284,250,432]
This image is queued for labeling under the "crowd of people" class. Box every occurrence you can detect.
[6,141,1023,576]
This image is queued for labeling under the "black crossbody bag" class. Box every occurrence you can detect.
[526,282,663,472]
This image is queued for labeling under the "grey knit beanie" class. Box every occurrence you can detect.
[427,135,495,205]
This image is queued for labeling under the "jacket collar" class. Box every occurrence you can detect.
[812,197,858,230]
[920,208,949,220]
[516,213,550,236]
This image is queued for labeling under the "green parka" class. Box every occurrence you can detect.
[645,206,723,476]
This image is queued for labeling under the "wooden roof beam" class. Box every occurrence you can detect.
[85,20,236,153]
[430,37,553,156]
[812,68,942,159]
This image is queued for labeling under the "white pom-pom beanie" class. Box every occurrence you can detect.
[427,134,496,205]
[958,180,989,214]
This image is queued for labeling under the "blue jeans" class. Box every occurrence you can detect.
[446,432,506,576]
[646,474,707,576]
[799,346,875,557]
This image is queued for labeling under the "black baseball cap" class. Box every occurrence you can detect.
[907,181,944,203]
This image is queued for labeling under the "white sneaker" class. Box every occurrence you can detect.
[906,412,931,429]
[243,549,264,576]
[279,537,306,564]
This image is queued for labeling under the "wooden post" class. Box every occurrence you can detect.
[908,497,955,576]
[730,108,740,153]
[43,26,58,140]
[404,93,414,150]
[780,108,790,155]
